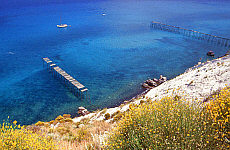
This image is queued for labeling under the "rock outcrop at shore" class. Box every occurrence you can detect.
[142,75,167,88]
[146,55,230,102]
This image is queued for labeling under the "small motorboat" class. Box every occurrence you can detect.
[57,15,70,28]
[57,24,68,28]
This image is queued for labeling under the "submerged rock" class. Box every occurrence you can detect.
[207,51,215,57]
[142,83,151,88]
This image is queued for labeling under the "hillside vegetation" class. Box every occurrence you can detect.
[0,86,229,149]
[106,87,230,149]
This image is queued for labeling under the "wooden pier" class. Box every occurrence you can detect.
[151,21,230,48]
[42,57,89,101]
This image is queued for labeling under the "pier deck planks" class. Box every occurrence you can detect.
[43,58,88,95]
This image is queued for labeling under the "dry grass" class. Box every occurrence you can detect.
[29,115,112,150]
[56,121,112,150]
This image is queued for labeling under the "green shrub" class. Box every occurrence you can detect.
[35,121,45,126]
[111,110,121,118]
[140,100,145,104]
[56,126,70,135]
[104,113,110,120]
[106,96,216,149]
[64,118,73,123]
[112,111,123,123]
[205,86,230,149]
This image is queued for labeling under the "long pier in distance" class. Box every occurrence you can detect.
[151,21,230,48]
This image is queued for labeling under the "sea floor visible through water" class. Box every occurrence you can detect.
[0,0,230,124]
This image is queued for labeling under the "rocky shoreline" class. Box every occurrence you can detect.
[72,54,230,124]
[31,54,230,149]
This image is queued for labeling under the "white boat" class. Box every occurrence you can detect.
[57,24,68,28]
[57,15,69,28]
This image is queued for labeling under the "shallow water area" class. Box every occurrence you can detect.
[0,0,230,124]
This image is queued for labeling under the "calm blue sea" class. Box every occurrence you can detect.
[0,0,230,124]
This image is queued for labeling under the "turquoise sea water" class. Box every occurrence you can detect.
[0,0,230,124]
